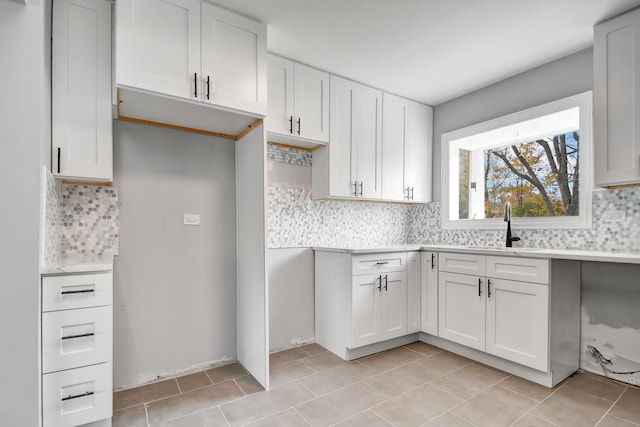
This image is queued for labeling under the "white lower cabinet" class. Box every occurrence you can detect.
[42,362,113,427]
[486,278,549,372]
[351,271,407,348]
[406,252,421,334]
[42,271,113,427]
[438,271,486,351]
[438,254,550,371]
[420,252,438,335]
[315,250,410,360]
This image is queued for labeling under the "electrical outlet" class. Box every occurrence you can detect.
[603,210,626,223]
[183,214,200,226]
[427,218,436,226]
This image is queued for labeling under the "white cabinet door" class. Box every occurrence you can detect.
[406,101,433,202]
[201,2,267,115]
[486,278,549,371]
[116,0,201,100]
[266,55,294,136]
[295,63,330,143]
[52,0,112,182]
[350,273,382,348]
[594,7,640,186]
[406,252,421,334]
[380,271,407,341]
[438,272,485,351]
[329,75,357,198]
[354,84,383,199]
[382,93,409,201]
[421,252,438,335]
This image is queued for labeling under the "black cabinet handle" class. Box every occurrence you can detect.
[431,253,435,269]
[353,181,358,196]
[377,275,382,292]
[358,182,363,196]
[478,278,482,296]
[57,147,61,174]
[384,275,388,291]
[488,279,492,298]
[375,261,388,265]
[194,72,198,98]
[297,117,301,135]
[289,116,293,134]
[206,75,210,100]
[61,332,95,340]
[62,391,94,402]
[411,187,414,200]
[61,289,94,295]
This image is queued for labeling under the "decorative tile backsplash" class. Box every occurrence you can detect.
[61,185,119,257]
[42,168,64,267]
[42,169,119,265]
[267,143,313,166]
[268,145,640,252]
[268,186,408,247]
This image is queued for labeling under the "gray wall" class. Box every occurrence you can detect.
[580,262,640,385]
[113,120,237,389]
[432,48,594,201]
[268,248,315,351]
[0,2,49,425]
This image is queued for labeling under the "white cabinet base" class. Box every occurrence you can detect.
[43,362,113,427]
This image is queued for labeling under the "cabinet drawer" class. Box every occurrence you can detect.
[439,253,485,276]
[43,272,112,312]
[42,362,112,427]
[351,253,407,275]
[43,306,112,374]
[486,256,549,284]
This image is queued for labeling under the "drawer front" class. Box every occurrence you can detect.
[42,362,112,427]
[486,256,549,284]
[43,306,112,374]
[351,253,407,275]
[43,272,112,312]
[439,253,485,276]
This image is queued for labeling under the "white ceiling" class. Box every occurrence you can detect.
[211,0,640,106]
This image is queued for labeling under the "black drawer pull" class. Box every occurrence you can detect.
[375,261,389,265]
[61,332,95,340]
[61,289,95,295]
[62,391,94,402]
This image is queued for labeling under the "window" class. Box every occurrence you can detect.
[442,92,592,229]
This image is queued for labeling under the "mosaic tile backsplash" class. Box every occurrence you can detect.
[42,169,119,265]
[43,168,64,267]
[268,145,640,252]
[61,185,119,257]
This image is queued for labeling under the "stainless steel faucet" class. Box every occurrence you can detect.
[504,202,521,247]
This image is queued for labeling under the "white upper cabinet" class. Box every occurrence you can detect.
[116,0,266,117]
[52,0,113,182]
[267,55,295,136]
[116,0,201,100]
[201,3,266,113]
[406,101,433,202]
[266,55,329,147]
[313,75,382,199]
[382,93,409,201]
[594,7,640,186]
[381,94,433,202]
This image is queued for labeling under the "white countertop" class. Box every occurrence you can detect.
[41,255,115,275]
[314,245,640,264]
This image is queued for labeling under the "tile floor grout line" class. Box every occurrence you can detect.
[174,377,182,394]
[593,385,630,427]
[295,378,320,398]
[506,379,568,427]
[292,406,314,427]
[232,377,247,397]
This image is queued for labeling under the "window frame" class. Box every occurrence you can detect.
[441,91,593,230]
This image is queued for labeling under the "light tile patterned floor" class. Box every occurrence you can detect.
[113,342,640,427]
